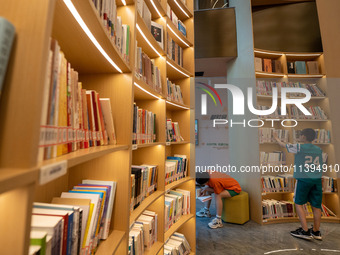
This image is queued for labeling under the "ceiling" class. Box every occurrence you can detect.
[251,0,313,7]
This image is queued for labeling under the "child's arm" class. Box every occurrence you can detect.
[273,132,287,148]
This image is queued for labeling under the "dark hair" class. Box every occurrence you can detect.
[196,172,210,185]
[302,128,316,142]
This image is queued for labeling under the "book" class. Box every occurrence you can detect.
[197,195,212,203]
[178,20,187,37]
[30,231,47,255]
[274,59,282,73]
[254,57,262,72]
[263,59,272,73]
[307,61,320,74]
[0,17,15,97]
[287,61,295,74]
[295,61,307,74]
[99,98,117,145]
[151,21,164,49]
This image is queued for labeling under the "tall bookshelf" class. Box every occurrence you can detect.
[253,48,340,225]
[0,0,195,254]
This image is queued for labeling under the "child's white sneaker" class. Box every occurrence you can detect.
[196,208,211,218]
[208,218,223,229]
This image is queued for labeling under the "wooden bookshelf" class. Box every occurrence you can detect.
[0,0,195,254]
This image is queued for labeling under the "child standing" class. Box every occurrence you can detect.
[274,128,323,240]
[196,171,241,229]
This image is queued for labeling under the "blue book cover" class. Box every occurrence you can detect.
[295,61,307,74]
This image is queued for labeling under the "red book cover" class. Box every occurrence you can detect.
[90,91,100,146]
[82,89,89,148]
[67,64,73,153]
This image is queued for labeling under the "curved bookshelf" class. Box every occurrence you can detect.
[164,214,194,241]
[144,241,164,255]
[133,142,166,150]
[166,100,190,110]
[167,0,193,20]
[0,168,39,194]
[144,0,166,19]
[96,230,125,255]
[166,17,193,48]
[166,57,193,80]
[255,72,285,78]
[165,176,193,191]
[134,79,164,100]
[263,216,340,225]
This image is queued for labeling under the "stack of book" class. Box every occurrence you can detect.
[30,180,116,255]
[164,232,191,255]
[165,189,191,231]
[135,47,163,93]
[259,128,289,143]
[167,79,184,104]
[132,104,156,144]
[322,176,337,193]
[166,4,187,37]
[293,129,331,143]
[256,80,283,96]
[261,174,295,193]
[130,165,158,212]
[285,82,325,97]
[255,57,282,73]
[166,119,183,142]
[260,151,286,165]
[129,210,158,254]
[165,155,188,185]
[167,34,183,67]
[39,39,117,161]
[290,106,328,120]
[287,61,320,75]
[257,106,288,119]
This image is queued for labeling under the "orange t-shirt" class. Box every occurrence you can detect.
[207,172,241,194]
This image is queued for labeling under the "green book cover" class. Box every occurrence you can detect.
[30,231,47,255]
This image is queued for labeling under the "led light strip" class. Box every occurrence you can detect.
[166,100,190,110]
[287,74,324,78]
[286,53,322,57]
[167,60,190,77]
[255,72,285,77]
[121,0,127,5]
[63,0,123,73]
[136,24,163,58]
[150,0,164,19]
[167,24,190,47]
[173,0,190,18]
[134,82,162,100]
[254,50,283,56]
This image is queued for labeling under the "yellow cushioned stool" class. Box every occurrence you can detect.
[221,191,249,224]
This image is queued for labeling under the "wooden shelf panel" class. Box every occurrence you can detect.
[166,17,193,48]
[263,191,337,195]
[169,141,190,145]
[165,100,190,111]
[166,57,193,80]
[287,74,325,78]
[52,0,130,74]
[136,12,166,59]
[164,214,194,241]
[40,144,129,169]
[134,77,165,100]
[132,142,166,150]
[145,0,166,20]
[130,190,164,225]
[0,168,39,194]
[95,230,125,254]
[254,48,284,58]
[145,241,164,255]
[262,216,340,224]
[167,0,193,21]
[255,72,285,78]
[165,176,193,192]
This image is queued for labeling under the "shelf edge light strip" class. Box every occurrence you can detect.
[150,0,164,19]
[63,0,123,73]
[136,24,163,58]
[173,0,190,18]
[256,72,285,77]
[134,82,162,100]
[121,0,127,5]
[166,101,190,109]
[166,61,190,77]
[167,24,190,47]
[254,50,283,56]
[285,53,322,57]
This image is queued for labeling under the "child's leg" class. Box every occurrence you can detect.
[215,190,231,216]
[311,206,321,231]
[295,204,308,231]
[204,187,214,209]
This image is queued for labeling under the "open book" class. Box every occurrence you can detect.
[196,195,212,203]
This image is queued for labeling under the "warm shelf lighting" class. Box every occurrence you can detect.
[173,0,190,18]
[134,82,162,100]
[167,60,190,77]
[167,24,190,47]
[255,72,285,77]
[121,0,127,5]
[136,24,163,58]
[166,101,190,109]
[63,0,123,73]
[285,53,322,57]
[150,0,164,19]
[254,50,283,56]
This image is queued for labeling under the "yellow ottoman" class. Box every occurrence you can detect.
[221,191,249,224]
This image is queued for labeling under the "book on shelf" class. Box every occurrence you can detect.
[142,1,152,31]
[0,17,15,98]
[261,174,294,193]
[132,103,157,144]
[259,128,289,144]
[287,61,295,74]
[165,189,190,231]
[272,59,282,73]
[151,21,164,49]
[307,61,320,74]
[178,20,187,37]
[290,105,327,120]
[166,119,184,142]
[167,33,183,67]
[295,61,307,74]
[293,129,331,144]
[130,165,158,211]
[254,57,262,72]
[260,151,286,165]
[164,232,191,255]
[30,231,47,255]
[165,155,188,185]
[257,106,288,119]
[322,176,337,193]
[166,78,184,104]
[263,59,272,73]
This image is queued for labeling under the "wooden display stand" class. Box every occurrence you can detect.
[0,0,195,254]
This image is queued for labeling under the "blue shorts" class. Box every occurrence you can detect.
[294,179,322,209]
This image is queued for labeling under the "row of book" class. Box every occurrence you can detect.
[261,174,295,193]
[257,106,288,119]
[165,155,188,185]
[260,151,286,165]
[256,80,325,97]
[166,4,187,37]
[135,47,163,94]
[167,79,184,104]
[166,119,184,142]
[132,104,157,144]
[167,34,184,67]
[30,180,116,255]
[287,61,320,75]
[92,0,131,63]
[130,165,158,212]
[255,57,282,73]
[165,189,191,231]
[259,128,289,144]
[290,105,328,120]
[293,129,331,143]
[129,210,158,254]
[164,232,191,255]
[39,39,116,161]
[322,176,338,193]
[262,200,336,219]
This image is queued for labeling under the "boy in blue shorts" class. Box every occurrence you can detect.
[274,128,323,240]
